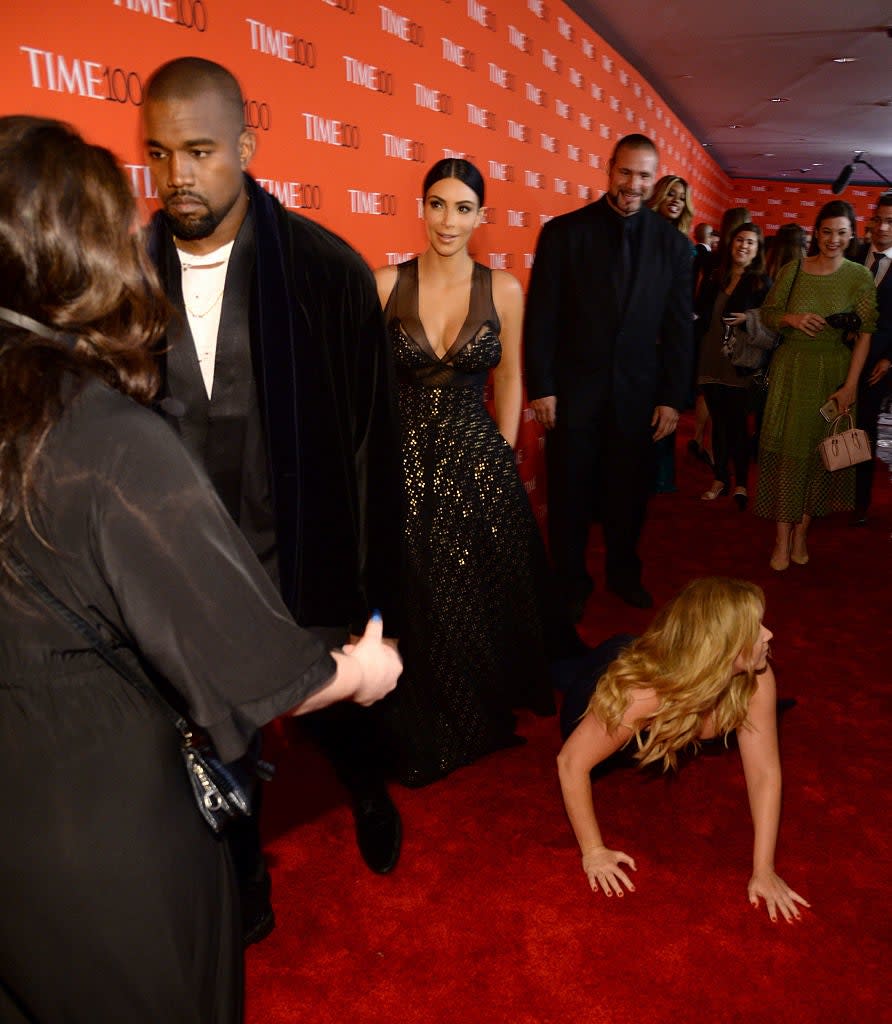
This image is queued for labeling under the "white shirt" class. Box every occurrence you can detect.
[175,240,235,398]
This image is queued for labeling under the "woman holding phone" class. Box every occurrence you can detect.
[696,222,772,508]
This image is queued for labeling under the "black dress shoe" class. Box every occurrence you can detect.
[354,792,402,874]
[241,869,276,947]
[607,582,654,609]
[850,507,868,527]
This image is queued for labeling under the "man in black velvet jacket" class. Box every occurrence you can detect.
[141,58,404,944]
[524,134,692,614]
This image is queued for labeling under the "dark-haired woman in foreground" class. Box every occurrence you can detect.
[0,116,400,1022]
[557,577,809,923]
[374,159,565,786]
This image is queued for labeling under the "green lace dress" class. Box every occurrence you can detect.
[754,259,877,521]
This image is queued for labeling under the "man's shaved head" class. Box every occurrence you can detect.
[142,57,254,253]
[145,57,245,133]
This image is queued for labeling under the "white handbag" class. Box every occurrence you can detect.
[818,413,871,471]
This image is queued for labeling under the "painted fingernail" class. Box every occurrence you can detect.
[371,609,382,621]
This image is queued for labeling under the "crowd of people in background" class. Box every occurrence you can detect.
[2,53,890,1022]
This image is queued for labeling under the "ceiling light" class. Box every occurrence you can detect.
[761,152,775,157]
[769,97,789,103]
[832,57,858,63]
[727,123,742,129]
[812,162,823,166]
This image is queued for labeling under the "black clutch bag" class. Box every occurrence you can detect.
[10,553,273,834]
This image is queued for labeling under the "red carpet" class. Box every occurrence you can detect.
[247,415,891,1024]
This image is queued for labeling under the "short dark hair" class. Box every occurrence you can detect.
[694,223,712,243]
[876,191,892,211]
[144,57,245,132]
[422,158,485,207]
[610,133,659,163]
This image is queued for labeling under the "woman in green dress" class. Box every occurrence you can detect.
[753,200,877,570]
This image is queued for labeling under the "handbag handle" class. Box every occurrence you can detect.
[827,412,855,435]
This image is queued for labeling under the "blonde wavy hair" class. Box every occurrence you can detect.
[649,175,695,236]
[587,578,765,771]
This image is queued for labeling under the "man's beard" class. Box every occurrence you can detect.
[161,205,222,241]
[161,189,241,241]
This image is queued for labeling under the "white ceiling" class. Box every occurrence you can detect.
[565,0,892,187]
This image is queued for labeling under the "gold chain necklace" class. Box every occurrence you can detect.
[183,286,225,319]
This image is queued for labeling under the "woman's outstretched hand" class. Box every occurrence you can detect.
[582,846,637,898]
[748,869,810,923]
[342,613,402,706]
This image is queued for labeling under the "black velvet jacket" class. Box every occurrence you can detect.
[148,175,403,635]
[524,197,693,434]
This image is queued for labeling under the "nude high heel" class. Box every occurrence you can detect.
[790,523,809,565]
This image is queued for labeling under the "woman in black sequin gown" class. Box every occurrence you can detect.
[374,159,562,787]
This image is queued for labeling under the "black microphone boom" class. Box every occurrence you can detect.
[831,151,892,194]
[831,162,856,195]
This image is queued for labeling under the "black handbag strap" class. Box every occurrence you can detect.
[9,552,193,739]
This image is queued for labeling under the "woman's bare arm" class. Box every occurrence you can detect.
[736,665,810,922]
[490,270,524,447]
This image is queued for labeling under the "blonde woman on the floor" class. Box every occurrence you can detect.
[557,577,809,923]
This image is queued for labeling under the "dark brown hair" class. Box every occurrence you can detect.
[718,221,768,287]
[422,158,485,206]
[0,116,168,558]
[766,223,807,279]
[807,199,859,258]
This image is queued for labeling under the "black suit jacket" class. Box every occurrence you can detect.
[855,241,892,367]
[524,197,692,435]
[148,175,403,635]
[691,242,713,301]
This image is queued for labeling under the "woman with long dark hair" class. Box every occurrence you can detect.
[0,116,400,1022]
[766,223,808,281]
[696,222,772,508]
[754,200,877,569]
[374,159,570,786]
[557,577,809,923]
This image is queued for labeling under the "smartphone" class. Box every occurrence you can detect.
[819,398,839,422]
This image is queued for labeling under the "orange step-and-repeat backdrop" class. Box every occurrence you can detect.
[730,178,888,236]
[3,0,732,520]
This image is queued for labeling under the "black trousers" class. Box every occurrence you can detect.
[855,371,891,512]
[228,671,389,888]
[702,383,750,490]
[545,409,654,596]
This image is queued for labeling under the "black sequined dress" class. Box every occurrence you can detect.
[383,258,556,786]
